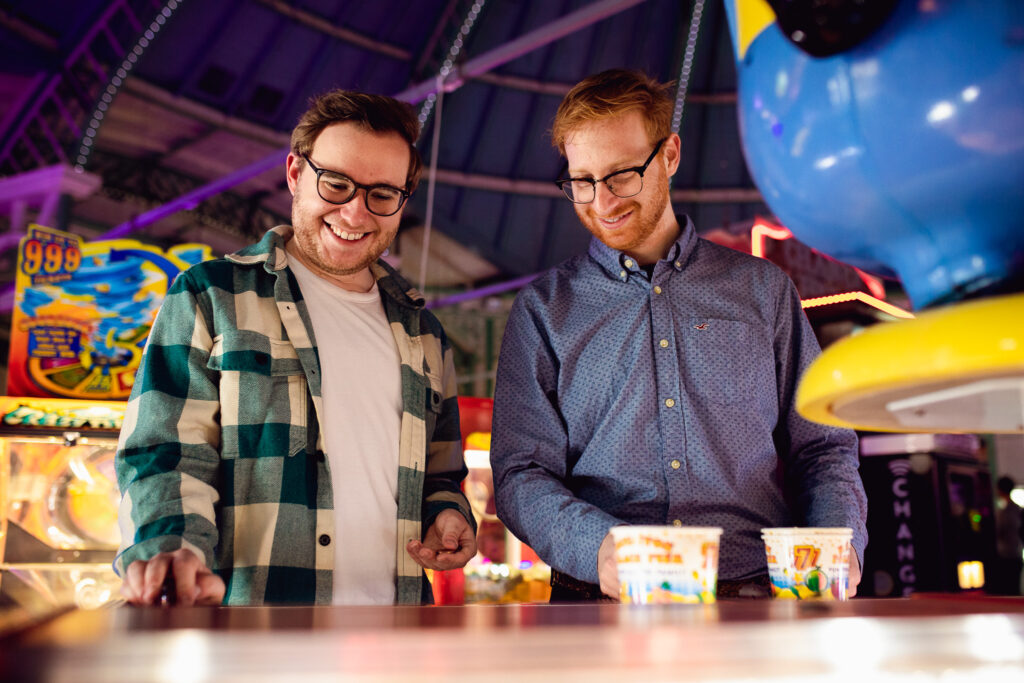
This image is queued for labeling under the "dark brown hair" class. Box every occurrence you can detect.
[551,69,674,155]
[291,90,423,191]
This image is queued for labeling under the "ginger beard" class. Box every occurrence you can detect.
[572,174,671,255]
[563,111,679,263]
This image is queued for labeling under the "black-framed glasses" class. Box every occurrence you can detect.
[555,137,667,204]
[302,155,410,217]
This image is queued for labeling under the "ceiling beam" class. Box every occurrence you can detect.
[414,0,461,75]
[469,71,736,102]
[0,8,59,51]
[124,78,290,147]
[252,0,411,61]
[395,0,648,104]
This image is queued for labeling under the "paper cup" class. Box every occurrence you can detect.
[610,525,722,604]
[761,527,853,600]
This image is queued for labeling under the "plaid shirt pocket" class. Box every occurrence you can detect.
[209,330,308,459]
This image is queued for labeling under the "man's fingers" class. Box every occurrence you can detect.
[427,545,475,570]
[120,570,142,604]
[405,540,429,569]
[122,561,147,604]
[141,555,172,603]
[122,550,213,607]
[172,555,199,606]
[441,530,461,550]
[195,572,225,605]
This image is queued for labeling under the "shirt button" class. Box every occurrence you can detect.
[673,519,682,527]
[620,270,627,279]
[670,459,681,470]
[653,286,663,294]
[318,534,331,546]
[674,261,681,269]
[664,398,676,408]
[659,339,669,348]
[624,259,634,268]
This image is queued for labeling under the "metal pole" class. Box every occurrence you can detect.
[419,76,445,293]
[426,272,540,309]
[102,150,285,240]
[396,0,648,104]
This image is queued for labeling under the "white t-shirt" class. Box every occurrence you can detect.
[287,255,402,605]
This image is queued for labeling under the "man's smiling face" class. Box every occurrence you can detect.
[286,121,409,291]
[564,110,679,265]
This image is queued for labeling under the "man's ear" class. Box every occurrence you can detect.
[663,133,682,177]
[285,153,302,196]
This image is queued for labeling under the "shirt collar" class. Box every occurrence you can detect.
[586,214,698,281]
[227,225,425,309]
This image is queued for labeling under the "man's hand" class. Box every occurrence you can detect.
[121,548,225,606]
[598,532,619,599]
[849,552,861,598]
[406,509,478,571]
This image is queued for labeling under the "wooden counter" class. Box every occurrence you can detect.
[3,595,1024,681]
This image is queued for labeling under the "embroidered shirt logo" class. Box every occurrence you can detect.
[694,323,708,330]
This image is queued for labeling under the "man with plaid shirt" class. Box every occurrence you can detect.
[115,90,477,606]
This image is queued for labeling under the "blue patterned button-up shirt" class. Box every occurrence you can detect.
[491,216,868,584]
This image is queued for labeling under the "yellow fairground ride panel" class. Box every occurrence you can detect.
[797,293,1024,434]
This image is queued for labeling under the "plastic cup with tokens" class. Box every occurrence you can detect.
[610,525,722,604]
[761,527,853,601]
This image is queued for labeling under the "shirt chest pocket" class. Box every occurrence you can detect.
[679,318,773,407]
[208,330,308,458]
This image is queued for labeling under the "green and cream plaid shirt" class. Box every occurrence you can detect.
[115,226,473,605]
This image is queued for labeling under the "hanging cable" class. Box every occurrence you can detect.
[418,0,487,128]
[419,75,445,293]
[75,0,185,171]
[671,0,706,136]
[416,0,487,292]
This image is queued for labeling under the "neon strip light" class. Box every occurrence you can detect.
[853,267,886,299]
[750,222,792,257]
[801,291,915,319]
[750,221,914,319]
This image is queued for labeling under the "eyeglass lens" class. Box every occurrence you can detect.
[563,171,643,203]
[316,173,405,216]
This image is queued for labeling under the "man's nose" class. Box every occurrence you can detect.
[591,182,622,214]
[334,190,371,221]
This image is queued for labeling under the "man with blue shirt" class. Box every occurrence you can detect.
[491,69,868,601]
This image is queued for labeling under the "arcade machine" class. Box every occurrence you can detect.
[432,397,551,604]
[0,397,124,612]
[858,433,994,596]
[725,0,1023,592]
[0,225,211,613]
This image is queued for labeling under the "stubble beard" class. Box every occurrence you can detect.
[290,186,389,278]
[576,178,672,254]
